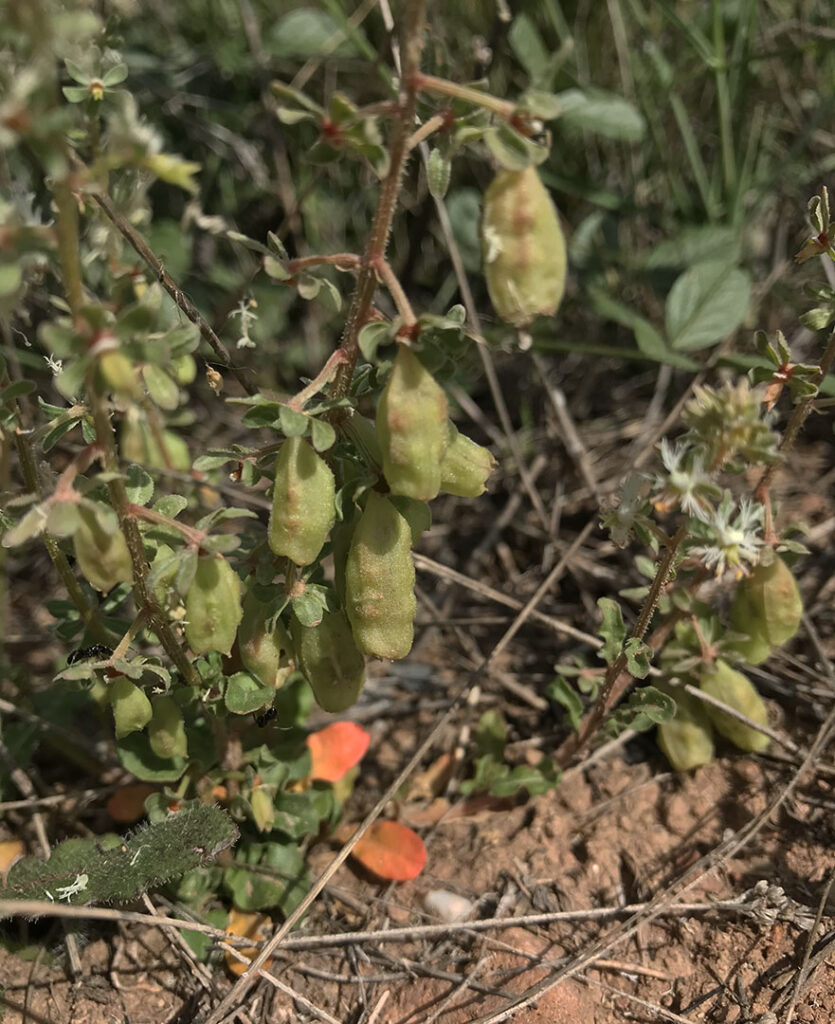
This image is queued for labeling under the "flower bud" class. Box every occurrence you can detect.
[292,610,365,713]
[110,677,152,739]
[376,346,448,501]
[268,437,335,566]
[73,505,133,593]
[439,422,496,497]
[185,555,243,655]
[699,660,770,753]
[482,165,567,327]
[345,491,416,660]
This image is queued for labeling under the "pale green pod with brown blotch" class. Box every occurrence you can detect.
[148,695,188,759]
[238,591,295,690]
[73,504,133,593]
[268,436,335,566]
[376,346,449,501]
[439,421,496,498]
[291,610,366,713]
[345,491,416,660]
[185,555,243,655]
[482,165,567,327]
[699,660,770,753]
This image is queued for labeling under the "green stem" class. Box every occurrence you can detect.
[413,72,515,120]
[52,181,84,319]
[712,0,736,205]
[14,430,110,644]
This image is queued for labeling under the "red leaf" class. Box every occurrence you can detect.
[307,721,370,783]
[351,821,426,881]
[106,783,155,823]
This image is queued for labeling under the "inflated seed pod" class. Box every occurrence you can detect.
[148,695,188,759]
[238,592,294,689]
[110,677,152,739]
[291,610,365,713]
[699,660,770,753]
[268,436,335,566]
[185,555,243,656]
[728,555,802,664]
[345,491,416,660]
[121,410,191,472]
[482,165,567,327]
[439,421,496,498]
[73,505,133,593]
[250,786,276,833]
[97,350,141,400]
[656,689,715,772]
[727,586,772,665]
[376,346,449,501]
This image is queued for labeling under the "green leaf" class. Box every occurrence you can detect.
[644,226,739,270]
[101,64,128,87]
[597,598,625,666]
[223,841,309,913]
[46,501,81,538]
[2,504,48,548]
[153,495,188,519]
[278,406,309,437]
[665,260,751,352]
[272,792,323,840]
[309,418,336,452]
[547,677,583,731]
[116,732,188,782]
[125,464,154,506]
[269,9,358,60]
[0,263,22,296]
[225,672,275,715]
[291,587,328,628]
[613,686,675,734]
[475,709,506,760]
[508,14,550,84]
[557,89,645,142]
[624,637,653,678]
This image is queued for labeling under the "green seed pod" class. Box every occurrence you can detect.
[121,410,192,472]
[110,677,152,739]
[185,555,243,655]
[439,421,496,497]
[98,350,141,400]
[268,436,335,566]
[656,689,715,772]
[292,610,365,713]
[345,491,416,660]
[238,592,295,690]
[250,786,276,833]
[73,505,133,593]
[482,165,567,327]
[148,695,188,759]
[699,660,770,753]
[376,346,449,501]
[727,586,773,665]
[728,555,803,663]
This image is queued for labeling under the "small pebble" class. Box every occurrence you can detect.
[423,889,475,923]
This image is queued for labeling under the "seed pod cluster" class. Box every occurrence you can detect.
[268,437,335,566]
[185,555,243,656]
[728,555,802,665]
[699,660,770,753]
[482,165,567,327]
[345,491,416,660]
[377,346,449,501]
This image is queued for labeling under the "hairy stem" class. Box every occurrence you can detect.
[330,0,428,401]
[555,523,688,768]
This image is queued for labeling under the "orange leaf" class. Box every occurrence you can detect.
[306,721,370,783]
[0,839,24,875]
[351,821,426,881]
[224,908,274,977]
[106,784,155,823]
